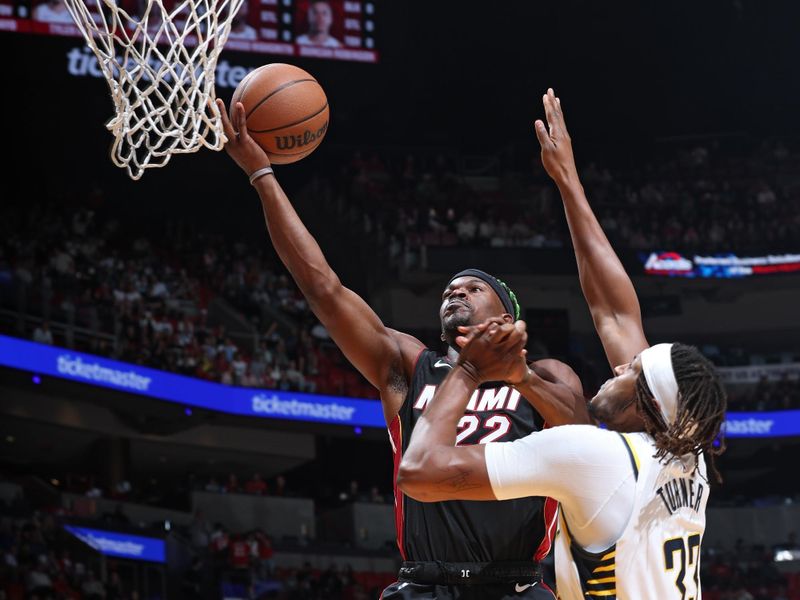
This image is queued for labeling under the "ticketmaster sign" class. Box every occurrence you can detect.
[64,525,165,563]
[2,335,798,437]
[0,335,384,428]
[722,411,800,438]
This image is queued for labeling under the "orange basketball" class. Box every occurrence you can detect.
[230,63,329,165]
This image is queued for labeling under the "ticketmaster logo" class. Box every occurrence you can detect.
[56,355,152,392]
[723,418,774,435]
[78,532,145,557]
[251,393,356,422]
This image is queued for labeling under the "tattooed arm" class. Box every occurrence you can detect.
[396,362,493,501]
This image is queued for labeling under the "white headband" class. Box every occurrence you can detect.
[640,343,679,427]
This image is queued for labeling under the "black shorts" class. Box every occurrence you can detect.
[380,580,557,600]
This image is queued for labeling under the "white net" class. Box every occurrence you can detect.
[64,0,244,179]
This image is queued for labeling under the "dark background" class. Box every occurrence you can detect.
[2,0,799,511]
[5,0,800,207]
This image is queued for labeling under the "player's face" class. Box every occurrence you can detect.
[308,2,333,32]
[589,355,643,430]
[439,276,510,347]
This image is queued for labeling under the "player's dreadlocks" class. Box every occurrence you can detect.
[635,343,727,483]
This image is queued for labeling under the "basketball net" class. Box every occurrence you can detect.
[64,0,244,179]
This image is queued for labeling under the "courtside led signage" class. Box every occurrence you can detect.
[0,335,384,428]
[642,252,800,278]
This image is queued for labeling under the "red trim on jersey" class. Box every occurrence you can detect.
[533,496,559,561]
[388,415,406,560]
[411,346,426,372]
[539,579,557,598]
[386,347,424,561]
[532,422,559,561]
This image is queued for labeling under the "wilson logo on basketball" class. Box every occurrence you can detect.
[275,122,329,150]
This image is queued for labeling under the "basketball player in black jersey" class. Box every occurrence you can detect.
[217,98,590,599]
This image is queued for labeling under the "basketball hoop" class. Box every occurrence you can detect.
[64,0,245,179]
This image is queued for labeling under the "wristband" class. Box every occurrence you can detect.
[249,167,274,185]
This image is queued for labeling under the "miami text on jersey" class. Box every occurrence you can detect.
[412,384,522,412]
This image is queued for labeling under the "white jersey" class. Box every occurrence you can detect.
[554,432,708,600]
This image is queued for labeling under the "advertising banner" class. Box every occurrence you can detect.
[0,335,384,428]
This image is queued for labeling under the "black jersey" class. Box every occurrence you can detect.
[389,349,558,563]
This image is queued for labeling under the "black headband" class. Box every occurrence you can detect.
[447,269,520,320]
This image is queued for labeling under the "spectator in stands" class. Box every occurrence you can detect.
[244,473,268,495]
[368,486,385,504]
[272,474,287,497]
[106,570,125,600]
[228,533,250,571]
[25,556,53,597]
[210,522,230,582]
[225,473,240,494]
[190,509,211,549]
[253,530,275,579]
[32,321,53,345]
[339,480,363,503]
[82,569,106,599]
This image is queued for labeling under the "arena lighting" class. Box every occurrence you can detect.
[2,335,799,437]
[775,549,800,562]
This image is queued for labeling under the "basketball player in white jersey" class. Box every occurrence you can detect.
[397,89,727,600]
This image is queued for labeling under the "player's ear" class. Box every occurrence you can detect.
[502,313,513,324]
[440,331,446,342]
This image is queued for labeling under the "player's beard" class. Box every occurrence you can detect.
[441,307,473,351]
[588,391,636,424]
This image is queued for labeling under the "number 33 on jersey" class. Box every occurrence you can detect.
[555,432,709,600]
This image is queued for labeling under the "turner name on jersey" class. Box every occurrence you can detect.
[656,476,705,515]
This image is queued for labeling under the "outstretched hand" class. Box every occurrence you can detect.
[215,98,271,177]
[455,317,529,385]
[534,88,579,187]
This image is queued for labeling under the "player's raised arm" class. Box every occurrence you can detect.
[218,100,422,422]
[534,89,649,369]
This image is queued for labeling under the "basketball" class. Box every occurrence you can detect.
[230,63,329,165]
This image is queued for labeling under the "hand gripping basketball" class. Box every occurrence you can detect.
[228,64,329,165]
[216,98,271,180]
